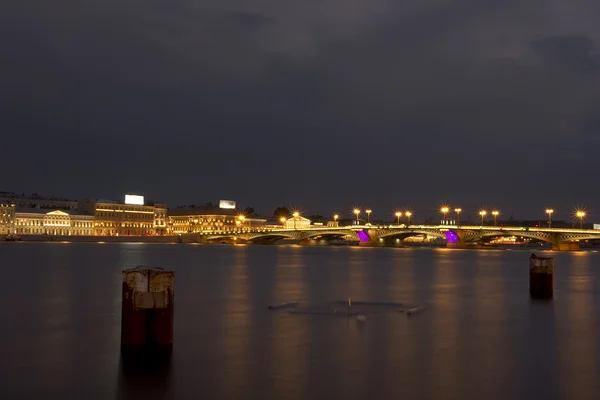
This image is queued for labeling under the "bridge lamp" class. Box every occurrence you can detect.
[545,209,554,228]
[492,210,499,226]
[454,208,462,226]
[366,209,372,224]
[353,209,360,223]
[405,211,412,225]
[292,212,300,230]
[576,211,586,229]
[280,217,286,228]
[479,210,487,226]
[395,211,402,225]
[440,207,449,224]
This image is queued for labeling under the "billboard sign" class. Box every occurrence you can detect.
[594,224,600,230]
[219,200,236,209]
[125,194,145,205]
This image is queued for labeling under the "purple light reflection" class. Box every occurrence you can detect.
[444,230,459,243]
[357,230,370,242]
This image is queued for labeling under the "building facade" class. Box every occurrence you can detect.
[78,198,167,236]
[284,215,311,230]
[168,208,267,234]
[0,203,16,235]
[14,210,94,236]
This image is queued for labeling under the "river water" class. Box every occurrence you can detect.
[1,243,599,399]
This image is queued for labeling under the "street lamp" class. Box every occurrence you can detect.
[280,217,286,228]
[576,210,586,229]
[479,210,487,226]
[441,207,449,224]
[292,211,299,230]
[354,209,360,224]
[492,210,499,226]
[454,208,462,227]
[546,209,554,228]
[366,209,372,224]
[238,215,246,232]
[395,211,402,225]
[405,211,412,225]
[334,214,339,226]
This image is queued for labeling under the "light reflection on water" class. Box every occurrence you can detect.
[1,243,600,399]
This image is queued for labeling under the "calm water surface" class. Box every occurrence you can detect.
[1,243,599,399]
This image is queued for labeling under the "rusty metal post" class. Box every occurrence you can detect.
[530,253,553,299]
[121,266,175,358]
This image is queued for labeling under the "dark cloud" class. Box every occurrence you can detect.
[2,0,600,219]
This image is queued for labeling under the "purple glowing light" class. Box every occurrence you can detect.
[357,230,370,242]
[445,230,459,243]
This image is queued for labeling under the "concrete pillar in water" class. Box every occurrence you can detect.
[529,253,553,299]
[121,266,175,358]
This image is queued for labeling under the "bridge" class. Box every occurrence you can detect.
[183,224,600,251]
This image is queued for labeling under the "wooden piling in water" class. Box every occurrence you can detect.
[530,253,553,299]
[121,266,174,359]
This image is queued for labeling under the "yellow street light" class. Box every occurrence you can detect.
[479,210,487,226]
[366,209,372,224]
[546,209,554,228]
[353,209,360,224]
[280,217,286,228]
[440,206,449,224]
[576,210,586,229]
[492,210,499,226]
[395,211,402,225]
[334,214,339,221]
[293,211,299,218]
[405,211,412,225]
[454,208,462,226]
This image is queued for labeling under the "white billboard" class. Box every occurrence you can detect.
[219,200,236,209]
[125,194,145,205]
[594,224,600,230]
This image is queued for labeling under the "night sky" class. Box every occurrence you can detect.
[2,1,599,222]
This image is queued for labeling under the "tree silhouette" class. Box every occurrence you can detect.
[243,207,256,217]
[273,206,290,218]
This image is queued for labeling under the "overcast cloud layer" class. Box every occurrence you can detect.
[2,0,600,221]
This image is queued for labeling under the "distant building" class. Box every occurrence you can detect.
[0,203,16,235]
[284,215,311,230]
[168,208,267,234]
[0,192,77,210]
[78,196,167,236]
[14,209,94,236]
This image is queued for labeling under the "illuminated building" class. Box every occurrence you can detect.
[284,215,311,230]
[78,195,168,236]
[0,203,16,235]
[168,208,266,234]
[14,209,94,236]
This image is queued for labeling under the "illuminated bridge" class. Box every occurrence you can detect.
[184,224,600,251]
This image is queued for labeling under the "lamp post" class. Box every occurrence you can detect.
[238,215,245,232]
[546,209,553,228]
[454,208,461,227]
[395,211,402,225]
[405,211,412,226]
[492,210,499,226]
[280,217,286,228]
[334,214,339,226]
[441,207,449,224]
[576,211,585,229]
[479,210,487,226]
[292,212,299,230]
[354,209,360,225]
[366,209,372,224]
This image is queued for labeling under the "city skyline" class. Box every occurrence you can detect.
[0,189,594,224]
[2,1,600,218]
